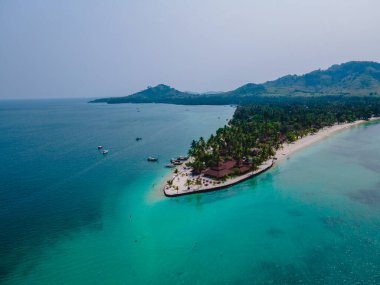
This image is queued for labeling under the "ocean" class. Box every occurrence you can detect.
[0,99,379,284]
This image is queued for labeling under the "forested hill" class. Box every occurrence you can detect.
[90,61,380,105]
[263,61,380,96]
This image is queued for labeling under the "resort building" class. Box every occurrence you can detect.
[203,159,251,179]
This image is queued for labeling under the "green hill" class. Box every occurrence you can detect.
[90,61,380,105]
[264,61,380,96]
[91,83,266,105]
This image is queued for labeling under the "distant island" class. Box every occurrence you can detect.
[91,61,380,105]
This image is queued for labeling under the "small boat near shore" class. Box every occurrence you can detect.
[147,157,158,162]
[177,156,188,161]
[165,164,175,168]
[170,158,182,165]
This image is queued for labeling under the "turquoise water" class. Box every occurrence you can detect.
[1,100,380,284]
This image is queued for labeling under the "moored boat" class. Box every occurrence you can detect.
[177,156,188,161]
[147,157,158,162]
[102,150,109,154]
[170,158,182,165]
[97,146,103,150]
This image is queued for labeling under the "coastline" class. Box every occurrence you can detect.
[275,117,380,163]
[163,117,380,197]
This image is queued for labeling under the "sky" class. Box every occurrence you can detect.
[1,0,380,99]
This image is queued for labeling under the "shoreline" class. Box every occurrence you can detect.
[275,117,380,163]
[163,117,380,197]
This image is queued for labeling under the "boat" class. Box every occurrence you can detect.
[135,137,142,141]
[97,146,103,150]
[177,156,188,161]
[165,164,175,168]
[147,157,158,162]
[102,150,109,154]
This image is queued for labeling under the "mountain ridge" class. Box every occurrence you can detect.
[91,61,380,105]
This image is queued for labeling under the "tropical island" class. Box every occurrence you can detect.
[91,61,380,196]
[164,97,380,196]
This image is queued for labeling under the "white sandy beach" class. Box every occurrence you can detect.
[164,117,380,197]
[276,117,380,163]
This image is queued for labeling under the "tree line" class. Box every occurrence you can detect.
[188,97,380,175]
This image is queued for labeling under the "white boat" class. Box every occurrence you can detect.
[97,146,103,150]
[165,164,175,168]
[147,157,158,162]
[102,150,109,154]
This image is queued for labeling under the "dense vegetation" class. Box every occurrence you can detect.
[91,61,380,105]
[187,97,380,175]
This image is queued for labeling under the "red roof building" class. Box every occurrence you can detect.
[203,159,252,179]
[203,160,237,179]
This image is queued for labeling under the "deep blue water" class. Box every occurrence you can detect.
[0,99,379,285]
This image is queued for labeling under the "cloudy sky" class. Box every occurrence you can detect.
[1,0,380,99]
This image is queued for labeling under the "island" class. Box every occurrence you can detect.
[91,61,380,105]
[164,97,380,196]
[90,61,380,196]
